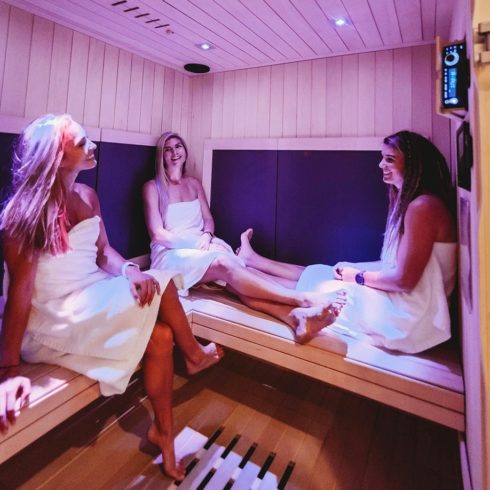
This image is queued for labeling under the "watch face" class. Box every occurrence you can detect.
[355,271,365,285]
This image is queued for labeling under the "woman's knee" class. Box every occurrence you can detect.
[209,255,239,279]
[147,322,174,356]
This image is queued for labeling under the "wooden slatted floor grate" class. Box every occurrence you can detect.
[163,426,295,490]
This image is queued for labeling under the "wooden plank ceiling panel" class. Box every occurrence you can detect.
[341,0,383,48]
[289,0,346,54]
[1,0,457,74]
[368,0,403,46]
[394,0,423,43]
[313,0,366,51]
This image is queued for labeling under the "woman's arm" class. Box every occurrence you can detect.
[0,237,38,370]
[337,197,440,293]
[192,178,214,250]
[81,185,160,306]
[142,181,191,249]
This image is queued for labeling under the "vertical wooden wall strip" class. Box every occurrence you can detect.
[1,7,32,116]
[171,71,183,135]
[161,67,175,132]
[181,74,191,139]
[83,38,104,127]
[256,65,271,137]
[127,55,144,132]
[411,44,432,137]
[140,59,155,134]
[341,54,359,136]
[326,56,342,137]
[232,69,247,137]
[47,24,72,114]
[374,50,394,136]
[392,47,412,132]
[297,60,312,137]
[0,3,10,103]
[222,70,235,138]
[67,31,90,123]
[113,50,132,130]
[211,72,224,138]
[99,44,119,129]
[244,67,259,138]
[357,52,375,136]
[189,75,203,176]
[151,64,165,135]
[269,63,284,137]
[25,16,54,120]
[283,62,298,137]
[310,57,327,137]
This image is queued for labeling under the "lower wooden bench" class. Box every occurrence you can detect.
[181,287,465,432]
[0,284,465,464]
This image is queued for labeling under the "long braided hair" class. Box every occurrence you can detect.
[154,132,189,221]
[382,131,455,255]
[1,114,74,255]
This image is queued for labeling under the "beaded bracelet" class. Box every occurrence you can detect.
[121,261,140,279]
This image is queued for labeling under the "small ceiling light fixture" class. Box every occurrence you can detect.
[332,17,349,27]
[198,42,212,50]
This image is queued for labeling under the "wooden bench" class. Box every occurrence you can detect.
[181,287,465,432]
[0,279,465,464]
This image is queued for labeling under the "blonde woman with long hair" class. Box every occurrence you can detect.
[143,132,347,342]
[0,114,223,480]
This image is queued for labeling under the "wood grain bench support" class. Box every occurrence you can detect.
[183,289,465,432]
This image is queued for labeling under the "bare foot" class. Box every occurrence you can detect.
[290,302,345,343]
[185,342,224,375]
[303,289,348,308]
[147,423,186,481]
[236,228,255,264]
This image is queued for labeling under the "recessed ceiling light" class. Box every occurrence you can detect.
[198,42,212,50]
[333,17,349,27]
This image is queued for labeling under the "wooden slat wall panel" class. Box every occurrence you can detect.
[0,4,192,139]
[1,7,31,116]
[67,32,90,123]
[47,25,72,114]
[25,16,53,119]
[188,45,450,175]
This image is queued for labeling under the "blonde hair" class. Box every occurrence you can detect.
[0,113,75,254]
[154,131,189,220]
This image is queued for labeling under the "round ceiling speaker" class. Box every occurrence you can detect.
[184,63,210,74]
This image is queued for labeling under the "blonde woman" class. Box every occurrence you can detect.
[0,114,223,479]
[143,132,347,342]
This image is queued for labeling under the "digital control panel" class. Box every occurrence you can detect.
[441,42,468,110]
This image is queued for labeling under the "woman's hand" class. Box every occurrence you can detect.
[334,265,360,283]
[196,232,212,251]
[0,374,31,433]
[125,268,161,307]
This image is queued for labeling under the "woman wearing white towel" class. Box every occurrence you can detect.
[143,132,347,342]
[0,114,223,480]
[235,131,457,353]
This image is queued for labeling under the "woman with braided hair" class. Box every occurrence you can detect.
[235,131,457,353]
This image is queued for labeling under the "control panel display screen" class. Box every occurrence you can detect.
[441,42,468,110]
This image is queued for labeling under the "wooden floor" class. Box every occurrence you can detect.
[0,351,463,489]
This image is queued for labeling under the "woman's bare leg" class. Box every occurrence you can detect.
[237,229,305,281]
[245,266,299,289]
[232,290,346,343]
[158,281,223,374]
[144,322,185,480]
[200,255,324,308]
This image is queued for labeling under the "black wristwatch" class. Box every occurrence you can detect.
[355,271,366,285]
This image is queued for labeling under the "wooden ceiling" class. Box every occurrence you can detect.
[7,0,456,74]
